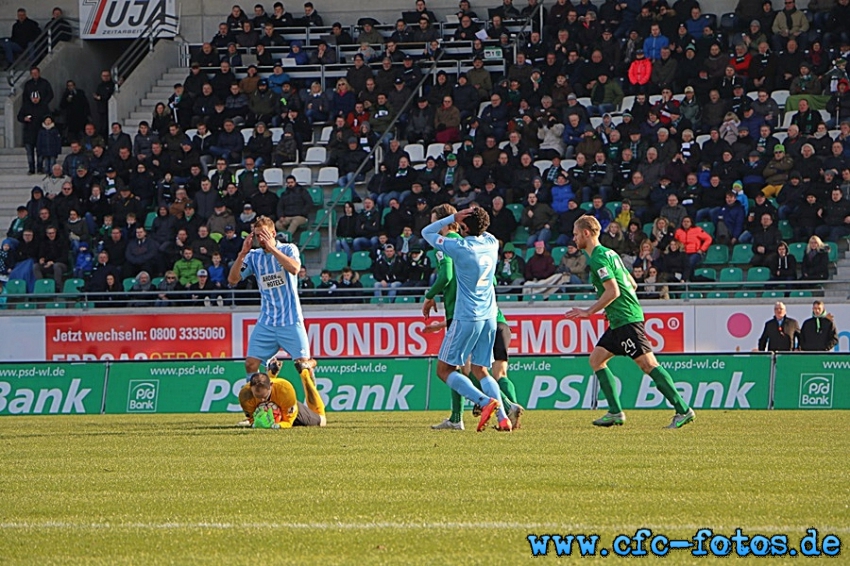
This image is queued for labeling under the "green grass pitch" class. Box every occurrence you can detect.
[0,411,848,565]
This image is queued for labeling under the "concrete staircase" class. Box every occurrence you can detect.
[0,71,11,148]
[0,148,65,225]
[121,66,186,136]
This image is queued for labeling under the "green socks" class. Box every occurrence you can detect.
[650,367,690,414]
[497,377,518,405]
[450,389,463,423]
[595,367,623,414]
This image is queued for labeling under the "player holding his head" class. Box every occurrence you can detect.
[565,216,695,429]
[227,216,319,422]
[422,206,511,431]
[423,203,522,430]
[238,367,326,428]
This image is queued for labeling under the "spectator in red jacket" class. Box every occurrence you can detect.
[674,216,712,276]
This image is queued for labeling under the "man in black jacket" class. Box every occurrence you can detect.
[274,176,313,237]
[756,302,800,351]
[799,300,839,351]
[3,9,39,66]
[353,197,382,251]
[372,243,406,299]
[750,212,781,267]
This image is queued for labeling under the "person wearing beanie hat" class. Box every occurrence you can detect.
[799,300,839,351]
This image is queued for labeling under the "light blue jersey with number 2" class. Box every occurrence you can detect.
[422,215,498,322]
[240,243,304,327]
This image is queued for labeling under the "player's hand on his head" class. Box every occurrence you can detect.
[454,208,474,223]
[241,233,253,254]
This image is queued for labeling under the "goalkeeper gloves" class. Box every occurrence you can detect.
[253,407,277,429]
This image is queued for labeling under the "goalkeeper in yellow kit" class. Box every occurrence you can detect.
[238,358,327,428]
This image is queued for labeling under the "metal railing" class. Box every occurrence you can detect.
[297,50,450,256]
[1,277,843,311]
[110,12,181,90]
[7,17,80,94]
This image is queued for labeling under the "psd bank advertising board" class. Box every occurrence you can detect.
[0,305,847,361]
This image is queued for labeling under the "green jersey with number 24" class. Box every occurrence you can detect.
[586,245,645,329]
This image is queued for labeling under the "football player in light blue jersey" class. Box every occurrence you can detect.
[422,207,512,432]
[227,216,318,385]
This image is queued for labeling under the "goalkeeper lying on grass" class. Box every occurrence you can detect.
[238,360,327,429]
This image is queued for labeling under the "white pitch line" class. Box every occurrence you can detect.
[1,522,849,533]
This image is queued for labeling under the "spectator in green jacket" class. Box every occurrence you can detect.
[172,247,204,288]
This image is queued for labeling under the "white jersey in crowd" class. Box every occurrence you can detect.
[240,242,304,327]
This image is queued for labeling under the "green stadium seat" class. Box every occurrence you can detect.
[326,186,352,206]
[299,230,321,250]
[730,244,753,265]
[370,296,389,304]
[703,245,729,265]
[359,273,376,287]
[314,207,337,229]
[426,249,438,266]
[122,277,135,292]
[151,277,163,287]
[551,246,568,264]
[574,293,596,301]
[693,267,716,280]
[308,187,324,207]
[706,292,729,299]
[788,242,806,263]
[683,292,703,299]
[46,301,66,309]
[325,251,348,272]
[778,219,793,240]
[209,232,223,243]
[144,211,157,230]
[719,267,744,282]
[512,226,530,245]
[746,267,771,282]
[642,223,653,237]
[497,294,519,302]
[62,278,85,297]
[310,274,322,287]
[394,295,418,303]
[827,241,839,263]
[580,202,593,211]
[524,247,535,261]
[549,294,571,301]
[697,221,715,237]
[605,201,620,217]
[763,290,784,298]
[734,291,760,299]
[5,279,26,295]
[34,279,56,295]
[75,301,95,309]
[527,294,546,302]
[507,203,524,222]
[788,290,813,298]
[350,251,372,272]
[16,302,36,310]
[381,207,391,222]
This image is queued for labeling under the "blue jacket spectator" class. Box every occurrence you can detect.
[550,180,576,214]
[642,33,669,61]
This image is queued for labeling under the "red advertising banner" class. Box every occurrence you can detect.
[234,310,686,358]
[46,314,233,360]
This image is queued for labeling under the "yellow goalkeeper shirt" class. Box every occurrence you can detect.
[238,378,299,428]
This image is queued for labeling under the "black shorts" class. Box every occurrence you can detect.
[493,322,511,362]
[293,401,323,427]
[597,322,654,360]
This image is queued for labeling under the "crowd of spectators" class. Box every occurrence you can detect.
[4,0,850,305]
